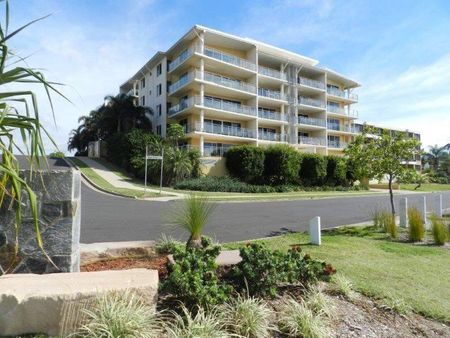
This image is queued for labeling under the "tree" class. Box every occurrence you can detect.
[422,145,447,171]
[345,128,421,215]
[165,123,185,146]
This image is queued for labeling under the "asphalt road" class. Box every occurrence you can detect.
[80,181,450,243]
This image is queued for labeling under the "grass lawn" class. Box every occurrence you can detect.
[225,226,450,322]
[399,183,450,192]
[68,157,166,198]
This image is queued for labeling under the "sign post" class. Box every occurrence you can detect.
[144,146,164,195]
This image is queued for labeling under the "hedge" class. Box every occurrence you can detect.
[299,153,327,186]
[325,155,348,186]
[263,144,302,185]
[225,145,265,183]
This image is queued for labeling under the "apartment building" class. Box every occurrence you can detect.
[119,25,361,160]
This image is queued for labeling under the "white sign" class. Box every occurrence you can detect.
[146,155,162,160]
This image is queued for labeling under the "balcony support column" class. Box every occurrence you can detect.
[199,135,204,157]
[200,83,204,105]
[200,59,204,80]
[200,110,204,131]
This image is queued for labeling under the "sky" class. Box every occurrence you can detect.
[8,0,450,152]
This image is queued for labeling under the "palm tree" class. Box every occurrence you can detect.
[423,145,447,171]
[164,147,192,185]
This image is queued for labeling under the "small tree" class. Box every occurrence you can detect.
[345,127,421,215]
[165,123,185,146]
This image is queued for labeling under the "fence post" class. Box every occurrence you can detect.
[399,197,408,228]
[435,194,443,218]
[309,216,321,245]
[420,196,428,228]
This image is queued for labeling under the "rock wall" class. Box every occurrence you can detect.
[0,167,81,274]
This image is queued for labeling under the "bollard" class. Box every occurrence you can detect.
[309,216,321,245]
[399,197,408,228]
[435,194,443,218]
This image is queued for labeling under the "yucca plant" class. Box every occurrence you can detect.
[0,0,67,273]
[171,194,216,248]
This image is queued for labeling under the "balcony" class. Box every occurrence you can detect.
[298,96,326,109]
[168,96,197,116]
[258,88,287,101]
[203,71,256,94]
[168,44,200,73]
[327,105,359,118]
[204,46,256,71]
[258,65,287,81]
[298,136,327,146]
[298,116,326,127]
[258,132,287,142]
[298,77,325,90]
[204,143,233,157]
[327,87,358,102]
[328,140,348,149]
[203,96,256,116]
[195,122,256,139]
[258,108,286,121]
[327,124,357,133]
[168,72,195,94]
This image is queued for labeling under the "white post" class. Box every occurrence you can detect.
[200,135,204,157]
[399,197,408,228]
[309,216,321,245]
[144,145,148,196]
[420,196,427,227]
[435,194,443,218]
[200,110,205,131]
[159,148,164,195]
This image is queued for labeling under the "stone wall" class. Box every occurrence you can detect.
[0,165,81,274]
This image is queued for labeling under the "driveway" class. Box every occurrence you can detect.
[80,181,450,243]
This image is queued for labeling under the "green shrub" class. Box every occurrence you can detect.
[218,294,275,337]
[232,243,333,297]
[263,144,302,185]
[187,148,201,179]
[162,240,232,308]
[48,151,65,159]
[155,234,184,254]
[408,207,425,242]
[76,290,162,338]
[325,155,348,186]
[299,153,327,186]
[277,297,330,338]
[105,132,131,168]
[225,145,265,183]
[430,215,449,245]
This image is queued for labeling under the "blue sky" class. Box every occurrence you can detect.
[9,0,450,152]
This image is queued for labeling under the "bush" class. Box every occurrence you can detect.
[277,297,330,338]
[263,144,302,185]
[155,234,184,254]
[225,145,265,183]
[218,294,275,337]
[373,211,397,239]
[187,148,201,179]
[232,243,333,297]
[299,153,327,186]
[162,240,232,308]
[325,155,348,186]
[48,151,65,159]
[105,132,130,168]
[430,215,449,245]
[76,290,162,338]
[408,207,425,242]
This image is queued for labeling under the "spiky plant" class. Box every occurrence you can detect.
[0,0,67,273]
[171,194,215,248]
[218,294,275,337]
[330,274,355,300]
[155,234,183,254]
[305,286,334,318]
[76,290,163,338]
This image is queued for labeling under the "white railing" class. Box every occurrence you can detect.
[168,71,195,94]
[258,88,287,101]
[327,105,359,118]
[168,96,198,116]
[203,71,256,93]
[328,140,348,149]
[196,122,256,139]
[298,96,326,108]
[258,108,286,121]
[327,87,358,101]
[298,116,326,127]
[258,132,287,142]
[168,44,201,72]
[298,77,325,90]
[258,65,287,81]
[204,46,256,71]
[298,136,327,146]
[327,124,357,133]
[203,96,256,116]
[203,144,234,157]
[349,92,358,101]
[126,88,139,97]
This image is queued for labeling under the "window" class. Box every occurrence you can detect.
[140,96,145,106]
[157,63,162,76]
[156,84,162,96]
[140,77,146,89]
[156,125,162,135]
[327,118,340,130]
[328,135,340,147]
[157,104,162,116]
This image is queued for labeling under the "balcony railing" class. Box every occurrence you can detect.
[203,96,256,116]
[298,96,326,108]
[258,88,287,101]
[126,88,139,97]
[328,140,348,149]
[298,116,326,127]
[196,122,256,139]
[168,96,197,116]
[168,44,201,72]
[298,136,327,146]
[258,132,287,142]
[203,71,256,94]
[258,65,287,81]
[327,124,357,133]
[258,108,286,121]
[327,105,359,118]
[204,46,256,71]
[168,71,195,94]
[298,77,325,90]
[327,87,358,101]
